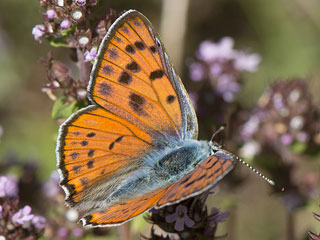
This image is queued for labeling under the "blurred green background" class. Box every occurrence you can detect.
[0,0,319,239]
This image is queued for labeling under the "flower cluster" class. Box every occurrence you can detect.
[237,79,320,213]
[33,1,117,113]
[40,171,90,239]
[239,79,320,160]
[145,191,228,239]
[189,37,260,102]
[41,54,89,106]
[32,0,114,53]
[0,175,46,239]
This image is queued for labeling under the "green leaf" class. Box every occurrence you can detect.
[51,97,80,120]
[131,212,148,232]
[47,36,69,47]
[60,25,75,37]
[290,142,307,154]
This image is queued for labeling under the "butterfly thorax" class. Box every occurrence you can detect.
[151,140,213,182]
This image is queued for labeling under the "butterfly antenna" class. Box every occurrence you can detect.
[235,156,285,192]
[210,124,226,143]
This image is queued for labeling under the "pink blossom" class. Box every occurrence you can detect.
[12,205,34,225]
[32,24,45,42]
[234,52,261,72]
[46,9,57,19]
[84,47,97,62]
[0,175,18,198]
[60,19,71,29]
[198,37,235,62]
[189,62,206,81]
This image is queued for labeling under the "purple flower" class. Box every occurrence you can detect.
[297,131,309,142]
[208,208,229,223]
[241,115,261,140]
[0,175,18,198]
[84,47,97,62]
[32,24,45,42]
[198,37,235,62]
[32,215,46,229]
[72,228,83,237]
[76,0,86,6]
[0,205,3,217]
[189,62,206,81]
[46,9,57,19]
[60,19,71,29]
[12,205,34,225]
[43,171,60,197]
[165,205,195,231]
[234,52,261,72]
[273,93,284,110]
[215,74,240,102]
[58,227,68,238]
[281,134,293,146]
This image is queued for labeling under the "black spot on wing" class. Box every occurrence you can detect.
[135,41,145,50]
[133,20,141,27]
[126,61,140,73]
[87,132,96,138]
[179,175,192,185]
[73,165,81,174]
[122,26,129,33]
[125,44,135,54]
[197,174,206,181]
[103,65,113,75]
[129,93,146,115]
[108,48,118,59]
[88,149,94,157]
[118,71,132,85]
[149,46,157,54]
[150,70,164,80]
[98,82,112,96]
[80,177,88,186]
[185,180,196,188]
[87,160,94,169]
[166,95,176,104]
[109,142,115,150]
[81,140,88,146]
[71,152,79,160]
[115,136,124,142]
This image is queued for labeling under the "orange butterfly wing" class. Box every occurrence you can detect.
[57,105,153,207]
[81,188,169,227]
[88,11,197,140]
[156,152,235,207]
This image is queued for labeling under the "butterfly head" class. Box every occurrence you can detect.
[208,140,235,162]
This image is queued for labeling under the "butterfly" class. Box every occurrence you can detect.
[56,9,236,227]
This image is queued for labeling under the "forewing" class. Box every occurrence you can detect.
[156,151,235,207]
[88,10,198,142]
